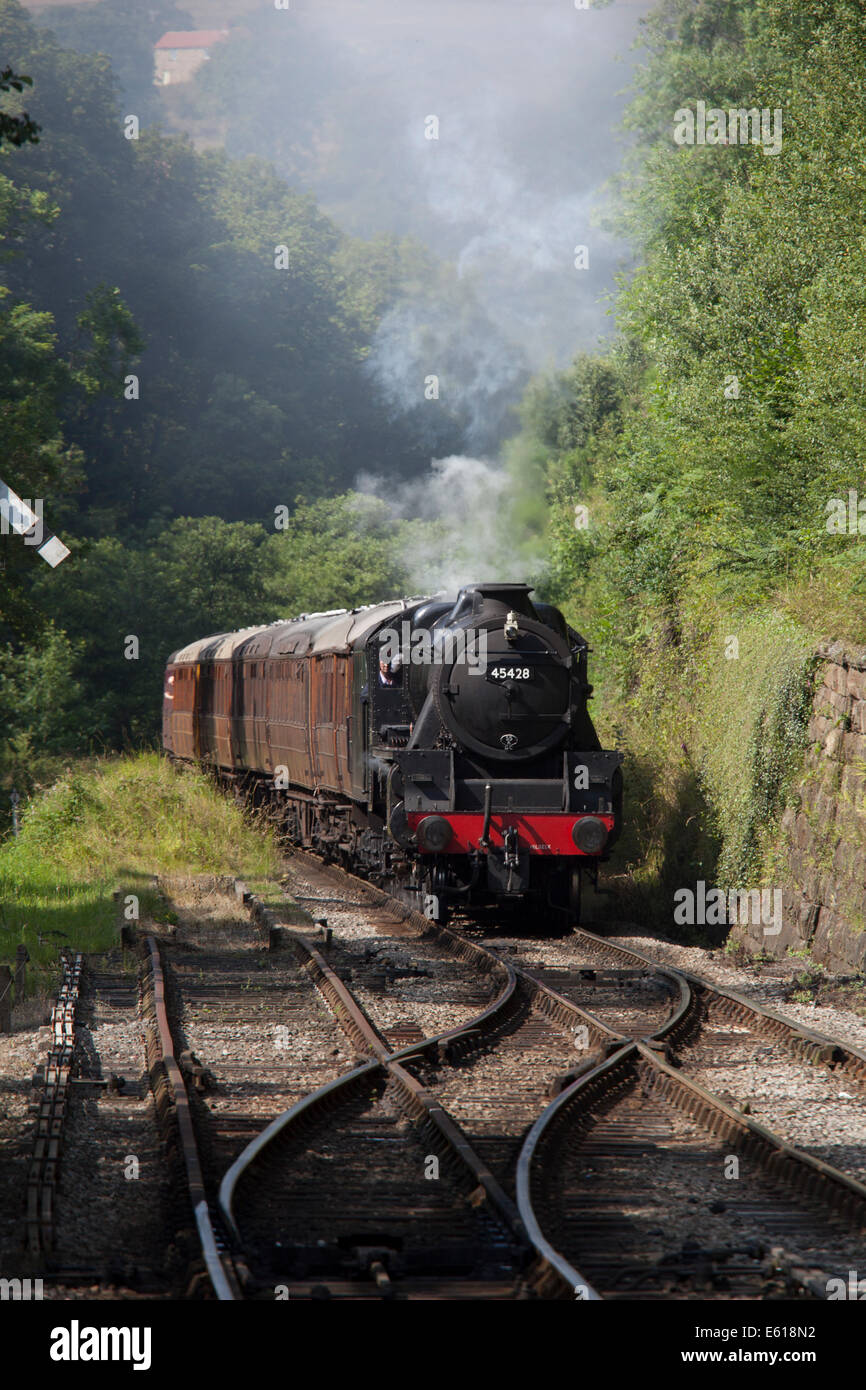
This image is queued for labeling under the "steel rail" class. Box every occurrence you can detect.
[574,926,866,1080]
[285,857,866,1296]
[26,952,83,1255]
[285,848,631,1057]
[515,1045,636,1300]
[509,925,866,1293]
[144,936,239,1301]
[218,1061,381,1243]
[515,1031,866,1298]
[217,1033,528,1258]
[246,853,866,1298]
[218,916,532,1265]
[223,860,665,1275]
[633,1040,866,1224]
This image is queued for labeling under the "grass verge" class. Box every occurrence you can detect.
[0,751,280,994]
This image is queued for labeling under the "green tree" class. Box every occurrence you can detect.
[263,493,413,615]
[0,65,39,147]
[32,0,191,122]
[36,517,270,745]
[0,623,85,770]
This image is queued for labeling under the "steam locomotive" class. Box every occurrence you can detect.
[162,582,622,925]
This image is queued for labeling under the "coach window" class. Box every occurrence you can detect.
[288,660,304,722]
[324,660,334,723]
[314,660,326,724]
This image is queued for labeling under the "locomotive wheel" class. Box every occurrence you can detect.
[422,866,449,926]
[538,862,580,931]
[569,865,582,926]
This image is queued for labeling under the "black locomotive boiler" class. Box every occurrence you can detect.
[162,582,623,924]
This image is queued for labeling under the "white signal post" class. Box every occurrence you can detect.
[0,478,70,566]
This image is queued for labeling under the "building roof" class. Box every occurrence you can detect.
[155,30,228,50]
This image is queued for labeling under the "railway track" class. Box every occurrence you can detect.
[41,858,860,1302]
[137,876,367,1299]
[24,949,174,1297]
[518,1040,866,1300]
[508,959,683,1040]
[217,864,530,1297]
[135,873,543,1299]
[491,927,866,1181]
[209,852,634,1298]
[221,1058,526,1299]
[448,924,866,1298]
[233,852,866,1301]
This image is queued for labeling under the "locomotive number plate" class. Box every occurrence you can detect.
[488,666,533,680]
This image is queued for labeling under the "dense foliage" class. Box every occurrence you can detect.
[531,0,866,649]
[0,0,494,785]
[508,0,866,912]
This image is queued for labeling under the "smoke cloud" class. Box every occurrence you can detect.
[364,298,529,454]
[357,453,546,596]
[147,0,653,453]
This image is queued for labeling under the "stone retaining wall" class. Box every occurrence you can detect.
[733,640,866,971]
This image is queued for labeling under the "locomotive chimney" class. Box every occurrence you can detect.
[445,582,536,624]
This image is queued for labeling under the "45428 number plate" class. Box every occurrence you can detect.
[488,666,533,680]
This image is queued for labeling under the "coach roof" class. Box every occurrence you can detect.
[165,598,428,666]
[168,626,268,665]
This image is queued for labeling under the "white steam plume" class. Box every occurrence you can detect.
[356,454,546,595]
